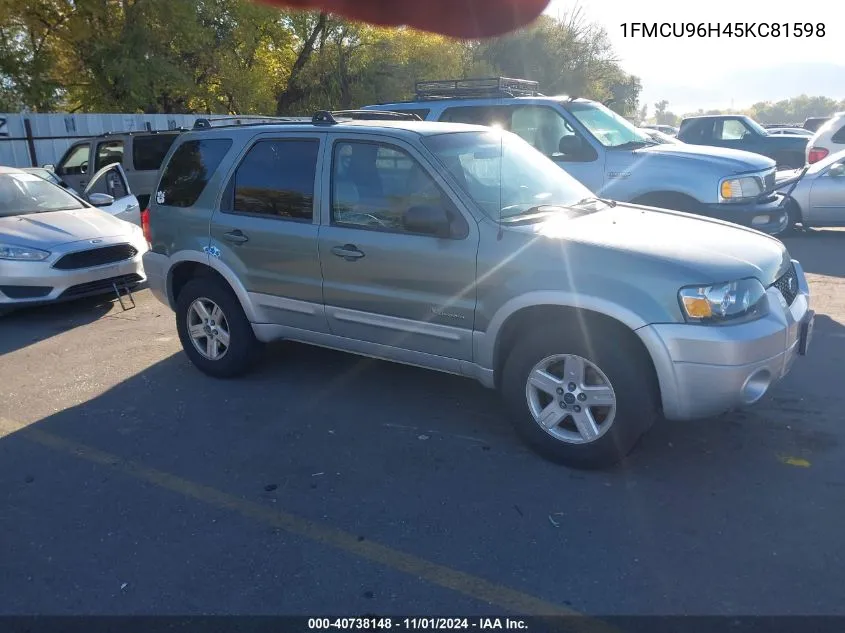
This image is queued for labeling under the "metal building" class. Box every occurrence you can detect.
[0,113,201,168]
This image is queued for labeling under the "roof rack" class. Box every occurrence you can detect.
[192,115,308,130]
[99,129,182,138]
[414,77,542,101]
[311,110,423,124]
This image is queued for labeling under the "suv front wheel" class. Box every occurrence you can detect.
[175,276,261,378]
[501,328,658,469]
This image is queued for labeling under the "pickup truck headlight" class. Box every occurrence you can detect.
[719,175,763,202]
[679,278,769,324]
[0,243,51,261]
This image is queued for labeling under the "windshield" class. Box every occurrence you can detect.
[566,101,653,149]
[0,172,85,217]
[421,130,595,220]
[744,118,770,136]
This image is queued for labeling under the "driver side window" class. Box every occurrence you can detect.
[511,106,595,163]
[58,143,90,176]
[330,140,465,238]
[85,165,129,199]
[719,119,750,140]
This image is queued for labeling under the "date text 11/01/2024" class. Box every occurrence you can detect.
[620,22,826,37]
[308,618,528,630]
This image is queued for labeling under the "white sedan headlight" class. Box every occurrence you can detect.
[0,243,51,261]
[719,175,764,201]
[679,278,769,325]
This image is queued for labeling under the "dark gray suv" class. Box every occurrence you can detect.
[142,111,813,469]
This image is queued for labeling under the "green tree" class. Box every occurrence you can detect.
[0,0,640,117]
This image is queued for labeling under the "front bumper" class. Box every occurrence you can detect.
[638,259,812,421]
[701,194,789,235]
[0,233,148,309]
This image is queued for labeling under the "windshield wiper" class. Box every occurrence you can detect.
[611,139,657,150]
[499,204,571,223]
[574,196,617,208]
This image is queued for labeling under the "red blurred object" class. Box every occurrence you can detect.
[141,207,151,245]
[807,147,829,164]
[256,0,550,38]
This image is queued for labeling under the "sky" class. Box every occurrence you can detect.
[543,0,842,112]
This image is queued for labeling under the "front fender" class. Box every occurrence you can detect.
[474,290,652,371]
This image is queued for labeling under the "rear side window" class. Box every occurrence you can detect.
[440,106,510,127]
[831,124,845,144]
[157,138,232,208]
[95,140,124,171]
[225,139,319,221]
[133,135,179,171]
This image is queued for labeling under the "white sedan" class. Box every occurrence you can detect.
[0,165,148,313]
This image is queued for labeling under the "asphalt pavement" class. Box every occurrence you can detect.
[1,229,844,619]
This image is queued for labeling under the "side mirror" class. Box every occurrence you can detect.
[559,135,585,156]
[403,205,452,238]
[87,192,115,207]
[42,163,55,171]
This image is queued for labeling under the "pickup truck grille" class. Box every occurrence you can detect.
[771,263,799,305]
[763,170,776,193]
[53,244,138,270]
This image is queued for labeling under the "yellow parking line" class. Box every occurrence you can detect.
[1,418,616,631]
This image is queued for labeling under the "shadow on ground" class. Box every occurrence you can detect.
[780,228,845,277]
[2,329,845,615]
[0,296,116,356]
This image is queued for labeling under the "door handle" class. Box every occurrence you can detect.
[331,244,365,260]
[222,230,249,244]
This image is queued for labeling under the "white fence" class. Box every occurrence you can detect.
[0,113,202,168]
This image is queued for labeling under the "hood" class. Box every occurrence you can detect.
[633,143,775,173]
[775,168,803,188]
[528,204,789,286]
[0,208,134,249]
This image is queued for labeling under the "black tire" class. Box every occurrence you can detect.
[500,325,658,469]
[782,199,803,234]
[175,276,260,378]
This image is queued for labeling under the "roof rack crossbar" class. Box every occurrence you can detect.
[332,109,422,121]
[193,115,307,130]
[414,77,542,101]
[312,110,423,125]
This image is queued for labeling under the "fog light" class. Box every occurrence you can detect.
[741,369,772,405]
[751,215,769,226]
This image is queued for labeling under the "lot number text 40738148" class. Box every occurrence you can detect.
[307,618,529,630]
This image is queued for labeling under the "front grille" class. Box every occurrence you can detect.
[763,170,776,193]
[60,274,143,298]
[53,244,138,271]
[0,285,53,299]
[771,263,799,305]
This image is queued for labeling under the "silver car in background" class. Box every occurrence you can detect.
[0,166,148,313]
[776,148,845,231]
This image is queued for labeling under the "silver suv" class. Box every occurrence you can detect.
[143,111,814,469]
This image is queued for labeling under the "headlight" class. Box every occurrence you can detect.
[678,278,768,324]
[0,243,51,261]
[719,175,763,201]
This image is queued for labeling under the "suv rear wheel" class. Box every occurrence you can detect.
[501,328,657,469]
[175,276,260,378]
